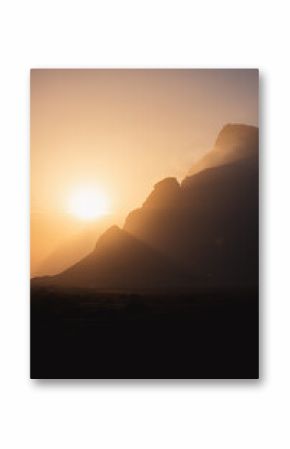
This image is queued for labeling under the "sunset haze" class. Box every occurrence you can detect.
[30,69,258,275]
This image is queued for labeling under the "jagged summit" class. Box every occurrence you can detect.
[123,123,258,286]
[142,177,181,208]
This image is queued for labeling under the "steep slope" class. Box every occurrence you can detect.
[124,124,258,286]
[33,225,188,289]
[37,220,112,275]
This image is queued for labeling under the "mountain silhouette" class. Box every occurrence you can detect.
[188,123,258,176]
[36,219,112,275]
[124,124,258,286]
[33,123,258,290]
[33,225,188,289]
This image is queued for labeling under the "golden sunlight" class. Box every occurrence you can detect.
[68,186,110,220]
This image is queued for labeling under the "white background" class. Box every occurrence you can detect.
[0,1,289,448]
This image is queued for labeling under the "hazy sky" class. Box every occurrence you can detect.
[31,69,258,273]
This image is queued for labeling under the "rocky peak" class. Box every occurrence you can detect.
[188,123,258,176]
[142,177,181,208]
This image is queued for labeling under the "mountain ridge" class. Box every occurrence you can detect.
[32,123,258,291]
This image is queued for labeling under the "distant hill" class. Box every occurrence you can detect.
[32,123,258,290]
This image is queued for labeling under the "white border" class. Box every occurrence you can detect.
[0,1,289,448]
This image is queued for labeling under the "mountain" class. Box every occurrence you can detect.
[33,123,258,290]
[187,123,258,176]
[36,219,113,276]
[124,123,258,286]
[33,225,189,289]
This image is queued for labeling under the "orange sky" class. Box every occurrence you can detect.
[30,69,258,275]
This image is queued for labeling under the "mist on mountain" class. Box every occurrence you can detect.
[32,123,258,291]
[187,123,258,176]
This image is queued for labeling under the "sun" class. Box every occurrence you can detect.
[68,186,110,220]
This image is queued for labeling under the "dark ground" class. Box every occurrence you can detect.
[31,285,259,379]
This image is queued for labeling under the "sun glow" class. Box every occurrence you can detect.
[68,186,110,220]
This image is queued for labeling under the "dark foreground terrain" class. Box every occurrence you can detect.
[31,285,258,379]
